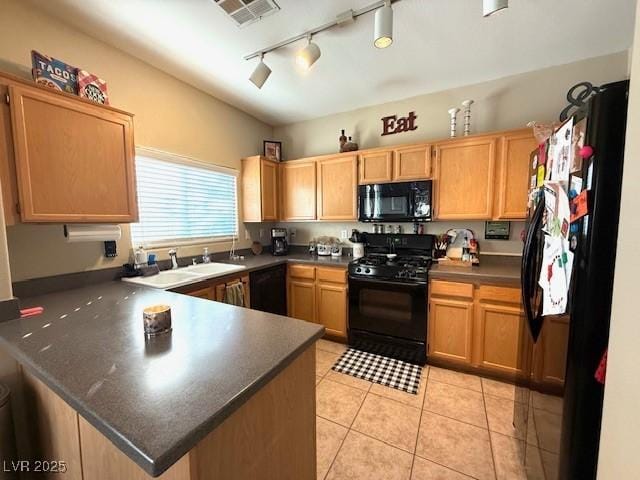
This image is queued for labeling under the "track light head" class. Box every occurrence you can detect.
[483,0,508,17]
[296,36,321,70]
[249,54,271,89]
[374,0,393,49]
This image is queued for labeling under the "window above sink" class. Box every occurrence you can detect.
[131,148,239,248]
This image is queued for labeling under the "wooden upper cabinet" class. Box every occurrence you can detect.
[9,84,137,223]
[0,83,19,226]
[494,130,537,220]
[241,156,278,222]
[434,136,497,220]
[393,144,431,181]
[317,154,357,221]
[280,161,316,221]
[358,150,393,184]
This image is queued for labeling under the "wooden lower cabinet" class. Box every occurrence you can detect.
[474,301,526,374]
[532,315,570,388]
[176,274,250,307]
[288,279,316,323]
[428,280,529,378]
[316,281,348,338]
[428,297,474,364]
[288,264,347,339]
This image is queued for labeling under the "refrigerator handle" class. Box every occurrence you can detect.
[521,195,545,338]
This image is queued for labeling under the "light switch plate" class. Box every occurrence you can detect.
[340,230,348,239]
[290,228,297,238]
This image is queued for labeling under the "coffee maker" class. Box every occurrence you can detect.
[271,228,289,256]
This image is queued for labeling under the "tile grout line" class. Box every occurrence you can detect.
[322,375,372,479]
[409,370,429,479]
[481,379,499,480]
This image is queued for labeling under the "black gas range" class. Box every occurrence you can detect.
[349,254,431,283]
[348,233,434,365]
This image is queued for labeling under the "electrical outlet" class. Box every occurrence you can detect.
[259,228,265,238]
[340,230,348,240]
[290,228,297,239]
[244,229,251,241]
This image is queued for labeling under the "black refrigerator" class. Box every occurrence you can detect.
[519,80,629,480]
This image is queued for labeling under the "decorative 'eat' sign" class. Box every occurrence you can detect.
[381,111,418,136]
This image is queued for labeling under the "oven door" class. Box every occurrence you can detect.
[348,276,427,342]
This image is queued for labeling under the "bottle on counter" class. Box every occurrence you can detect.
[134,245,148,269]
[462,235,470,262]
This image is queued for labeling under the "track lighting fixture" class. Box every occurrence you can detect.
[249,53,271,89]
[374,0,393,49]
[483,0,508,17]
[296,35,321,70]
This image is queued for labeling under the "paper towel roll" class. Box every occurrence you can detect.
[64,224,122,243]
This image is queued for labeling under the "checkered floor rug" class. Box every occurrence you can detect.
[331,348,423,395]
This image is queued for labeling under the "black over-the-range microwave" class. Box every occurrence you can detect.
[357,180,432,223]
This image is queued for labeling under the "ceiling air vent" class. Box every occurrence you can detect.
[213,0,281,28]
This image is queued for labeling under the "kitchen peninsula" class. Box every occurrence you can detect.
[0,282,323,479]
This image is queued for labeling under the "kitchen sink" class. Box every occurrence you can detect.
[185,263,246,276]
[122,262,246,290]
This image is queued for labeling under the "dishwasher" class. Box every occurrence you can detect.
[249,264,287,316]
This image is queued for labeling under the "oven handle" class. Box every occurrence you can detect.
[348,275,426,291]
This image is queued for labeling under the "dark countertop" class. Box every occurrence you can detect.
[428,255,522,286]
[0,282,323,477]
[218,251,353,273]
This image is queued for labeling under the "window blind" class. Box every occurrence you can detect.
[131,154,238,247]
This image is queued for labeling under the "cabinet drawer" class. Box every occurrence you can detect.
[477,285,521,305]
[430,280,473,299]
[316,267,347,284]
[288,264,316,280]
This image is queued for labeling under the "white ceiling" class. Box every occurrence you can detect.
[30,0,636,126]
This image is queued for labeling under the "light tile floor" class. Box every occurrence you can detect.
[315,339,561,480]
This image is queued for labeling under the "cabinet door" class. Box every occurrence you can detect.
[280,161,316,220]
[288,279,316,323]
[434,137,497,219]
[9,84,137,223]
[428,297,474,364]
[317,155,357,220]
[494,131,537,219]
[475,302,526,374]
[393,144,431,181]
[260,158,278,221]
[187,286,214,300]
[358,150,393,184]
[538,315,570,386]
[0,84,19,225]
[316,282,347,338]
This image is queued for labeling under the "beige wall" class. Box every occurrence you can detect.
[0,0,273,282]
[280,220,525,256]
[273,52,629,254]
[274,52,629,161]
[597,2,640,478]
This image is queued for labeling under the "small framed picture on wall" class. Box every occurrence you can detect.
[263,140,282,162]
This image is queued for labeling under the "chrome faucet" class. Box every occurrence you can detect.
[168,248,179,270]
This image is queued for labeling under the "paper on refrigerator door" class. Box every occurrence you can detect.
[538,235,572,316]
[550,118,574,184]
